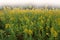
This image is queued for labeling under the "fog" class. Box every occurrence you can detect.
[0,0,60,8]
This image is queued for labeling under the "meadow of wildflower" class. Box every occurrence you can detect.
[0,7,60,40]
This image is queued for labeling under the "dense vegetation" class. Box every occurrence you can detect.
[0,7,60,40]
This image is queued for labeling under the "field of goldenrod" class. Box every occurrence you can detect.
[0,7,60,40]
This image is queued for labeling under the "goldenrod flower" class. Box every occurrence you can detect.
[51,27,54,33]
[24,28,28,33]
[56,18,60,25]
[10,17,15,21]
[28,30,33,35]
[53,31,58,37]
[24,17,28,20]
[48,10,53,14]
[51,27,58,37]
[24,29,33,35]
[5,24,10,29]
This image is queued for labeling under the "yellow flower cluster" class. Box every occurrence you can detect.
[10,17,15,21]
[24,28,33,35]
[5,24,11,29]
[51,27,58,37]
[56,18,60,25]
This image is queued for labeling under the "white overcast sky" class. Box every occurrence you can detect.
[0,0,60,6]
